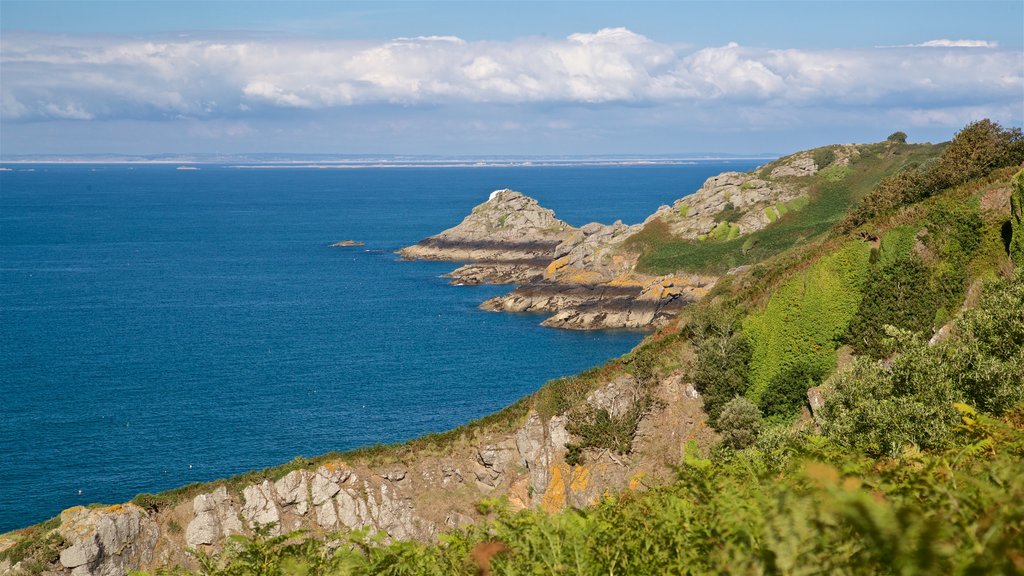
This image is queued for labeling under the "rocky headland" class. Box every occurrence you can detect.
[399,148,830,330]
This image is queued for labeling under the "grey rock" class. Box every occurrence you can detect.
[314,500,338,529]
[477,440,517,474]
[311,469,342,506]
[240,481,280,534]
[335,489,371,530]
[807,386,826,417]
[273,470,309,516]
[57,504,158,576]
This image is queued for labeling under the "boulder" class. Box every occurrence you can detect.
[57,504,158,576]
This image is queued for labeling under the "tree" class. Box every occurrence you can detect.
[887,131,908,144]
[932,119,1024,187]
[717,397,763,449]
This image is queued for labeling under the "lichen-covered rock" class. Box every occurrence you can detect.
[398,189,575,262]
[544,221,641,285]
[57,504,158,576]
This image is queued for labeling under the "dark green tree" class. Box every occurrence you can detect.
[887,131,908,143]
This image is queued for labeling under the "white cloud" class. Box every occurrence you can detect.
[903,39,999,48]
[0,29,1020,122]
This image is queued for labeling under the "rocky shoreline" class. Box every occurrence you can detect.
[398,189,717,330]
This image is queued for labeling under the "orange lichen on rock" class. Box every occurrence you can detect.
[569,464,591,494]
[541,464,567,513]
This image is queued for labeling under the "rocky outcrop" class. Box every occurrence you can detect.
[543,221,642,285]
[482,274,714,330]
[444,263,544,285]
[399,190,716,330]
[56,505,158,576]
[398,189,575,263]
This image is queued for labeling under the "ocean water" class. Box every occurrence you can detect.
[0,161,761,531]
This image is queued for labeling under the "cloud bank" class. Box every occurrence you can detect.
[2,28,1020,123]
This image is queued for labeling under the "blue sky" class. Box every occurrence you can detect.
[2,1,1022,156]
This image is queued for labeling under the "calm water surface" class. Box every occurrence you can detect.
[0,161,761,530]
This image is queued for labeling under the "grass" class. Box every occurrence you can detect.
[626,142,945,275]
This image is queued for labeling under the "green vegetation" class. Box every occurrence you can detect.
[812,146,836,169]
[743,241,872,402]
[686,307,751,426]
[629,141,943,274]
[887,131,908,144]
[1012,169,1024,266]
[716,396,762,449]
[822,271,1024,457]
[153,404,1024,575]
[842,119,1023,232]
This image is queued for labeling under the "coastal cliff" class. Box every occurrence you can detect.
[6,125,1021,575]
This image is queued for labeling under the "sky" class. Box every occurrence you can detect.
[1,1,1022,157]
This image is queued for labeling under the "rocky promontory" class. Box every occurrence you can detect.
[398,189,714,329]
[398,147,833,330]
[398,189,576,264]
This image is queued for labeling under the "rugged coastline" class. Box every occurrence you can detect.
[8,132,1020,575]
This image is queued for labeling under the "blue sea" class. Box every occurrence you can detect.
[0,161,761,531]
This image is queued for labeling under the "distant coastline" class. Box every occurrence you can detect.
[0,154,779,169]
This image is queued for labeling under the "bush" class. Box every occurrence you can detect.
[932,119,1024,187]
[758,363,822,420]
[693,332,751,427]
[818,331,959,457]
[887,131,908,143]
[717,397,762,449]
[813,147,836,169]
[842,119,1023,232]
[846,255,936,358]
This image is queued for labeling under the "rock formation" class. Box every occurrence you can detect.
[397,189,576,264]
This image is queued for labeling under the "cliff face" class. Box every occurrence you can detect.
[2,371,714,576]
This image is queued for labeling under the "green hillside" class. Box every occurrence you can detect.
[626,139,945,275]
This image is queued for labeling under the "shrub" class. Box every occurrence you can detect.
[932,119,1024,187]
[717,397,762,449]
[758,363,822,420]
[813,147,836,169]
[818,330,960,457]
[820,272,1024,456]
[842,119,1023,232]
[846,255,936,358]
[693,332,751,427]
[887,131,908,144]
